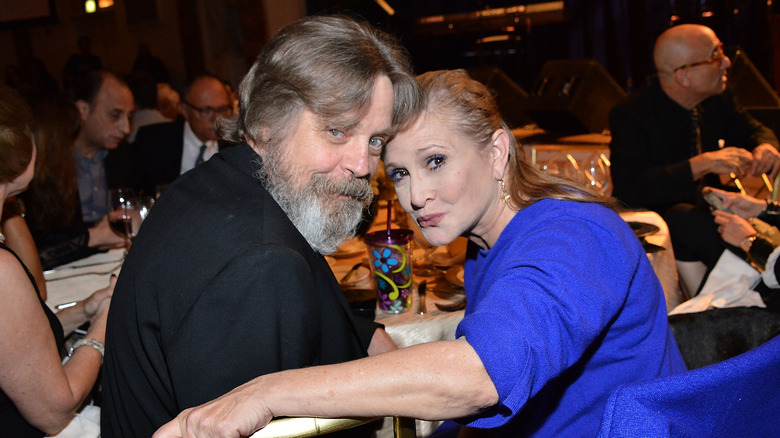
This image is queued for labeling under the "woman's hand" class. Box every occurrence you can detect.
[712,210,756,247]
[83,274,115,325]
[88,216,127,250]
[703,186,765,219]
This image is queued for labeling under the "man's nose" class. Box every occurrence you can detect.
[721,55,731,70]
[119,115,131,135]
[343,141,371,178]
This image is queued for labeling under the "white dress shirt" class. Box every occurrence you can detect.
[180,122,217,174]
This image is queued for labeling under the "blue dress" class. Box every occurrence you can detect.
[453,199,686,437]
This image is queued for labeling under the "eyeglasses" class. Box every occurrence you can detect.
[183,100,233,119]
[673,45,726,72]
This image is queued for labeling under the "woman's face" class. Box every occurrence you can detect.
[6,144,36,198]
[384,112,500,246]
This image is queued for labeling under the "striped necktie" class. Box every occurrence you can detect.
[690,107,702,157]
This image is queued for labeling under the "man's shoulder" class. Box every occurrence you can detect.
[613,80,661,112]
[135,118,185,140]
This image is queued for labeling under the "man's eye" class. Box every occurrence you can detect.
[328,129,344,138]
[368,137,385,148]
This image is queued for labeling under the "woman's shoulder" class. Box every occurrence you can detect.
[523,199,619,225]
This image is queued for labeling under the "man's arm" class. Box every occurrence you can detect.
[608,106,698,208]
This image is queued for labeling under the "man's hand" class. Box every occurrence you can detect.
[703,186,765,219]
[751,143,780,180]
[154,379,274,438]
[712,210,756,248]
[690,147,752,180]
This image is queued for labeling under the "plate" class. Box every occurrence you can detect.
[331,264,370,286]
[444,265,465,287]
[628,221,660,239]
[332,239,367,258]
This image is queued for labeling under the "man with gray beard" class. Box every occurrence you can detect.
[100,15,422,438]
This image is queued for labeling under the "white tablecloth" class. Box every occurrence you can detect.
[618,210,683,311]
[44,248,125,311]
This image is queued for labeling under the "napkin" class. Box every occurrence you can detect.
[669,250,766,315]
[50,404,100,438]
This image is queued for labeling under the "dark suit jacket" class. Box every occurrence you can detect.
[131,119,239,196]
[101,144,380,438]
[130,118,186,196]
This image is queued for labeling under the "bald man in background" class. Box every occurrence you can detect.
[609,24,780,289]
[130,74,235,196]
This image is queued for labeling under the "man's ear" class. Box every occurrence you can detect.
[246,126,270,157]
[75,100,90,121]
[673,69,691,88]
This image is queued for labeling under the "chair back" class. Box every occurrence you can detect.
[250,416,417,438]
[597,334,780,437]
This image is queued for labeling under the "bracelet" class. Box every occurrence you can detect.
[69,338,105,360]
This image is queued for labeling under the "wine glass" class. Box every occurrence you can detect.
[107,188,136,248]
[127,196,155,246]
[583,156,611,195]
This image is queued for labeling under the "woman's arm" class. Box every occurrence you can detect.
[0,252,110,434]
[155,339,498,438]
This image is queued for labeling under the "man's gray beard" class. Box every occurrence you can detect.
[256,149,374,255]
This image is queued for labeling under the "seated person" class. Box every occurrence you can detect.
[609,24,779,280]
[19,90,125,270]
[705,186,780,312]
[0,84,114,437]
[100,15,419,437]
[130,73,234,196]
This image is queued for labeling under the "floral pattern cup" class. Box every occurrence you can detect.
[364,229,414,313]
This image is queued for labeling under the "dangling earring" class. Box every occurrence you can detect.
[499,179,511,204]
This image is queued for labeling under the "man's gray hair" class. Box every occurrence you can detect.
[219,15,422,148]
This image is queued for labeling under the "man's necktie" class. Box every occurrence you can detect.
[195,144,207,167]
[691,107,702,157]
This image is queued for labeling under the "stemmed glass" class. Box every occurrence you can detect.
[583,155,611,195]
[126,196,155,246]
[107,188,136,250]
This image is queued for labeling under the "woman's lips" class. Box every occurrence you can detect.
[417,213,443,228]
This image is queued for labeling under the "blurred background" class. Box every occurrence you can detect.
[1,0,777,130]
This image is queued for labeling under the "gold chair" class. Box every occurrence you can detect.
[249,416,417,438]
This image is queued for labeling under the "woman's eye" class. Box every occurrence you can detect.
[388,168,408,183]
[427,155,446,170]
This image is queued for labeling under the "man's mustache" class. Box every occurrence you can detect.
[314,176,374,206]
